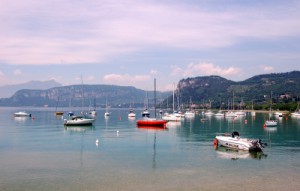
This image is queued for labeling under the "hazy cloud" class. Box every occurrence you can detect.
[260,65,274,72]
[13,69,22,76]
[171,62,242,78]
[1,0,300,65]
[103,73,151,86]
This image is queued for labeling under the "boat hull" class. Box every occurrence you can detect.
[136,118,168,128]
[14,112,31,117]
[265,120,278,126]
[216,135,263,152]
[64,118,95,126]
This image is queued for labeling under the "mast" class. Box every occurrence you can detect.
[154,78,156,118]
[172,83,175,112]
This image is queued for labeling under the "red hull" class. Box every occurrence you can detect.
[136,119,168,128]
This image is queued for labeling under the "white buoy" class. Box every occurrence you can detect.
[95,139,99,146]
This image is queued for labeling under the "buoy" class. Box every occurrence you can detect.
[96,139,99,144]
[263,124,266,128]
[244,119,248,124]
[213,138,218,146]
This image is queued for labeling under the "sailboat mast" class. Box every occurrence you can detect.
[173,83,175,112]
[154,78,156,118]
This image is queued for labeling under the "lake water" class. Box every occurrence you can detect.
[1,107,300,191]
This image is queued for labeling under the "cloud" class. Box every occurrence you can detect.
[170,65,184,76]
[13,69,22,76]
[103,73,151,85]
[1,0,300,65]
[260,65,274,72]
[171,62,242,79]
[149,69,158,76]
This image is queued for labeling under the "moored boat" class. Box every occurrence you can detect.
[14,111,31,117]
[136,118,168,128]
[214,131,266,152]
[265,120,278,127]
[64,116,95,126]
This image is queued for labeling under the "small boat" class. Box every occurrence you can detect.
[141,108,150,118]
[184,110,195,118]
[162,111,183,121]
[128,108,136,118]
[214,131,266,152]
[291,110,300,117]
[14,111,31,117]
[225,111,237,118]
[274,111,283,117]
[136,118,168,128]
[64,116,95,126]
[235,110,246,116]
[215,110,224,117]
[89,110,97,117]
[55,111,64,116]
[204,110,214,116]
[265,120,278,127]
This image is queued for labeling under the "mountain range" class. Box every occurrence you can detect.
[0,80,61,98]
[0,71,299,108]
[174,71,300,109]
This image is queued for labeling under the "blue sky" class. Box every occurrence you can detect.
[0,0,299,91]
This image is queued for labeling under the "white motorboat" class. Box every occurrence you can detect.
[184,110,195,118]
[204,110,214,116]
[214,131,266,152]
[274,111,283,117]
[162,111,183,121]
[215,110,224,117]
[128,109,136,117]
[14,111,31,117]
[265,120,278,126]
[225,111,237,118]
[64,116,95,126]
[235,110,246,116]
[291,110,300,117]
[104,112,110,117]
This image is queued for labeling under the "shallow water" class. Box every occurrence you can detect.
[1,107,300,191]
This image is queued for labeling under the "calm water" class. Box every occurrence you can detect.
[1,107,300,191]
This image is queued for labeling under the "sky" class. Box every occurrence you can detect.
[0,0,300,91]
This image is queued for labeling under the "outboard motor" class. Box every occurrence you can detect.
[258,139,267,148]
[231,131,240,138]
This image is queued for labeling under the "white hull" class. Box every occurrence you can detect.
[265,120,278,126]
[204,110,214,116]
[274,111,283,117]
[14,111,31,117]
[162,113,183,121]
[225,112,237,118]
[215,111,224,117]
[128,113,136,117]
[184,111,195,118]
[215,132,264,152]
[291,111,300,117]
[64,117,95,126]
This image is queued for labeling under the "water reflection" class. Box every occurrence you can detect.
[215,147,267,160]
[64,125,95,133]
[166,121,182,128]
[137,126,168,169]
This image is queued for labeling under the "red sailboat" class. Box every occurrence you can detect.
[136,78,168,129]
[136,118,168,128]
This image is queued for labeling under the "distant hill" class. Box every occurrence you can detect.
[0,80,62,98]
[165,71,300,109]
[0,71,299,109]
[0,84,171,108]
